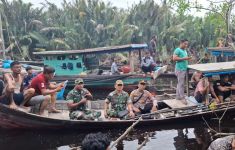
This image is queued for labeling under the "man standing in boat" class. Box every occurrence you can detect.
[30,66,63,114]
[104,80,134,119]
[173,39,192,104]
[66,78,101,120]
[0,61,35,109]
[129,80,158,114]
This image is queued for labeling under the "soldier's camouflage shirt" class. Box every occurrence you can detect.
[66,88,89,111]
[105,90,131,113]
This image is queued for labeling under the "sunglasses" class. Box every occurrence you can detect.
[140,82,146,85]
[78,82,84,85]
[117,84,123,86]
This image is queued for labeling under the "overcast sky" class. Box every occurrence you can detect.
[12,0,208,17]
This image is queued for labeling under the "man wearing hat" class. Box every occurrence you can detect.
[66,78,101,120]
[104,80,134,119]
[129,80,158,114]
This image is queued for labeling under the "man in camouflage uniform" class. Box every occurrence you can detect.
[104,80,134,119]
[66,78,101,120]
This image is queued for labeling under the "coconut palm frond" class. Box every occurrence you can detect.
[29,20,43,26]
[50,38,71,49]
[28,32,47,44]
[40,27,62,33]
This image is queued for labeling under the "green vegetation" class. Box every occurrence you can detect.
[0,0,234,60]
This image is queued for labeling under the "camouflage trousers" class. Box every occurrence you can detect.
[107,109,129,119]
[69,109,101,120]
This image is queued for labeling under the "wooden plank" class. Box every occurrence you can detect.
[207,47,234,51]
[33,44,148,55]
[188,61,235,72]
[163,99,197,109]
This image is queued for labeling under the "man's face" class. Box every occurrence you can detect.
[11,64,21,74]
[27,69,33,74]
[75,82,84,90]
[181,41,189,49]
[45,72,55,80]
[138,82,146,90]
[115,83,123,91]
[223,76,229,82]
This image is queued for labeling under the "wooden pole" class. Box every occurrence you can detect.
[186,68,189,97]
[0,12,6,60]
[129,51,134,73]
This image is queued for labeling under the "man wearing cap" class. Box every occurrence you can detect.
[104,80,134,119]
[66,78,101,120]
[129,80,158,114]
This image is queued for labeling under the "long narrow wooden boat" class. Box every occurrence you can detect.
[0,100,235,130]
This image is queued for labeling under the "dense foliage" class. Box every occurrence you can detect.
[0,0,234,60]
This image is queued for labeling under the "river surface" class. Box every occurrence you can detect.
[1,121,235,150]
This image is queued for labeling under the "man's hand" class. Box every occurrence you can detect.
[186,56,192,60]
[55,84,64,92]
[129,111,135,118]
[80,98,87,104]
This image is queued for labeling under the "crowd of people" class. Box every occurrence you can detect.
[0,60,166,120]
[173,39,235,105]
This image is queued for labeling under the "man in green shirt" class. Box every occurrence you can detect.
[173,39,192,103]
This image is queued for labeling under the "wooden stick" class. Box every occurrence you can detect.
[214,133,235,136]
[137,133,149,150]
[110,117,142,149]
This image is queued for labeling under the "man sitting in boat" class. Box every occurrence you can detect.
[229,74,235,101]
[190,71,202,88]
[141,51,155,75]
[111,57,120,75]
[214,74,232,103]
[194,76,220,104]
[66,78,101,120]
[30,66,64,114]
[23,66,37,90]
[0,61,35,109]
[129,80,158,114]
[104,80,134,119]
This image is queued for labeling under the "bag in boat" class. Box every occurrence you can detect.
[118,110,129,118]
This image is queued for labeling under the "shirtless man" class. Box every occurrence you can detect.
[0,61,35,109]
[190,71,202,88]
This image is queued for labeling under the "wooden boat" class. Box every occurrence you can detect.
[207,47,235,62]
[1,61,235,130]
[33,44,172,94]
[0,99,235,130]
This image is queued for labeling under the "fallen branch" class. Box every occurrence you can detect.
[110,117,142,149]
[137,133,150,150]
[214,132,235,137]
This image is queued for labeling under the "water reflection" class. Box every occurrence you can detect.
[0,122,235,150]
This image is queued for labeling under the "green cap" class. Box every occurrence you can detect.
[75,78,84,84]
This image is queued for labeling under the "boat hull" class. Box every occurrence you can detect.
[0,103,234,130]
